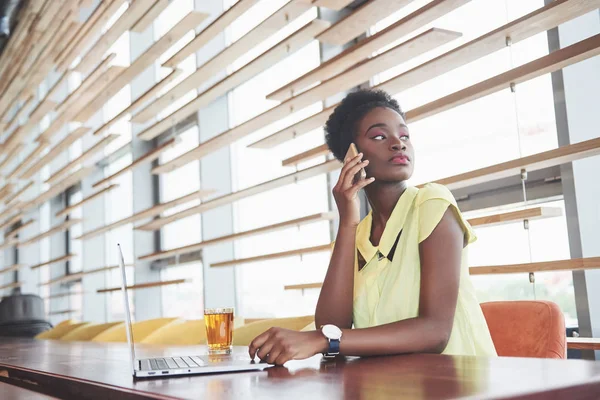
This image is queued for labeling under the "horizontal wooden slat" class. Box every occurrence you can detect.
[39,264,131,287]
[30,254,76,270]
[138,159,340,231]
[318,0,413,46]
[277,31,600,165]
[213,244,331,268]
[0,212,22,232]
[312,0,353,11]
[131,0,169,33]
[55,184,119,218]
[0,264,26,275]
[92,68,183,137]
[75,189,215,241]
[136,19,331,137]
[133,0,314,124]
[91,137,176,188]
[6,141,49,181]
[267,0,469,103]
[567,338,600,351]
[470,257,600,275]
[97,278,189,293]
[18,219,82,247]
[149,26,454,172]
[5,220,34,240]
[3,182,34,206]
[72,11,208,124]
[162,0,261,68]
[467,207,563,228]
[20,127,90,180]
[48,309,81,316]
[285,257,600,290]
[0,238,18,251]
[0,281,23,291]
[45,134,120,185]
[45,292,86,300]
[139,211,336,262]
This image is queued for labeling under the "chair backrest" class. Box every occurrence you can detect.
[0,294,47,323]
[35,322,90,340]
[91,317,181,342]
[141,319,206,345]
[481,301,566,359]
[232,315,314,346]
[61,322,124,341]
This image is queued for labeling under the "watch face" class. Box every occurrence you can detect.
[322,324,342,340]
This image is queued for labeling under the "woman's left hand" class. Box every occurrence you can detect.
[248,328,328,365]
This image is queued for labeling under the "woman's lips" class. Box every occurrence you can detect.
[389,155,409,165]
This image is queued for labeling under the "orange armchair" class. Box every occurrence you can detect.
[481,301,566,359]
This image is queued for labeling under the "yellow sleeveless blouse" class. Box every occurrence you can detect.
[350,183,497,356]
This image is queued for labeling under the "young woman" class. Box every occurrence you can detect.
[249,90,497,365]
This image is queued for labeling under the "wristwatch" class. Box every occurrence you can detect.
[321,324,343,358]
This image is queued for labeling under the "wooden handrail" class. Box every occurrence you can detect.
[75,189,215,241]
[30,254,76,270]
[56,184,119,218]
[138,212,336,262]
[45,134,120,185]
[162,0,260,68]
[212,244,331,268]
[136,19,330,140]
[285,257,600,290]
[97,279,190,294]
[138,159,340,231]
[18,219,82,247]
[567,338,600,351]
[132,0,314,124]
[91,138,176,188]
[148,27,457,169]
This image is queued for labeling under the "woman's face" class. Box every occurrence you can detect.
[354,106,414,183]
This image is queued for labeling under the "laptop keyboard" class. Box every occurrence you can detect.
[142,356,207,371]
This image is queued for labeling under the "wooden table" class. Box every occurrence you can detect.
[1,338,600,399]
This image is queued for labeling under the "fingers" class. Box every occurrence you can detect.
[274,352,292,366]
[266,346,284,365]
[256,340,275,362]
[248,331,271,360]
[346,176,375,197]
[342,160,369,188]
[336,153,363,189]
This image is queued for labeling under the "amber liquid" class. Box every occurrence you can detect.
[204,309,234,353]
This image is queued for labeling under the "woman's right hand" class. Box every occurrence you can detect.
[332,152,374,228]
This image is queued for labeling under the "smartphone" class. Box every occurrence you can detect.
[345,143,367,183]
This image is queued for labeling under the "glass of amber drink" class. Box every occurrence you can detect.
[204,307,234,354]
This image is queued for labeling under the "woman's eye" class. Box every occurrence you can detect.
[400,134,409,141]
[372,134,385,140]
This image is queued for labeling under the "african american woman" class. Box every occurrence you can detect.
[249,89,497,365]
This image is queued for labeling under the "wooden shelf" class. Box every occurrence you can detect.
[131,0,170,33]
[470,257,600,276]
[267,0,469,102]
[75,189,215,241]
[72,11,208,125]
[92,68,183,137]
[91,137,177,189]
[18,219,82,248]
[20,127,90,180]
[0,264,26,275]
[467,207,562,229]
[133,0,313,124]
[567,338,600,351]
[139,159,340,231]
[5,220,34,240]
[212,243,331,268]
[76,1,158,74]
[148,27,455,170]
[39,264,130,287]
[139,212,335,262]
[285,257,600,290]
[21,167,95,212]
[97,278,190,294]
[0,281,23,291]
[136,19,330,139]
[162,0,260,68]
[56,184,119,218]
[277,32,600,166]
[30,254,76,270]
[312,0,354,11]
[45,134,120,185]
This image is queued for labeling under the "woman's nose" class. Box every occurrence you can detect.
[390,141,406,151]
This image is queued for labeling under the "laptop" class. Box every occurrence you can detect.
[117,244,267,378]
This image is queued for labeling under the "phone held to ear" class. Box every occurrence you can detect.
[345,143,367,183]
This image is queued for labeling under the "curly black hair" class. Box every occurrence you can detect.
[324,89,405,162]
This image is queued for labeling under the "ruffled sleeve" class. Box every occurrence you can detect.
[416,183,476,244]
